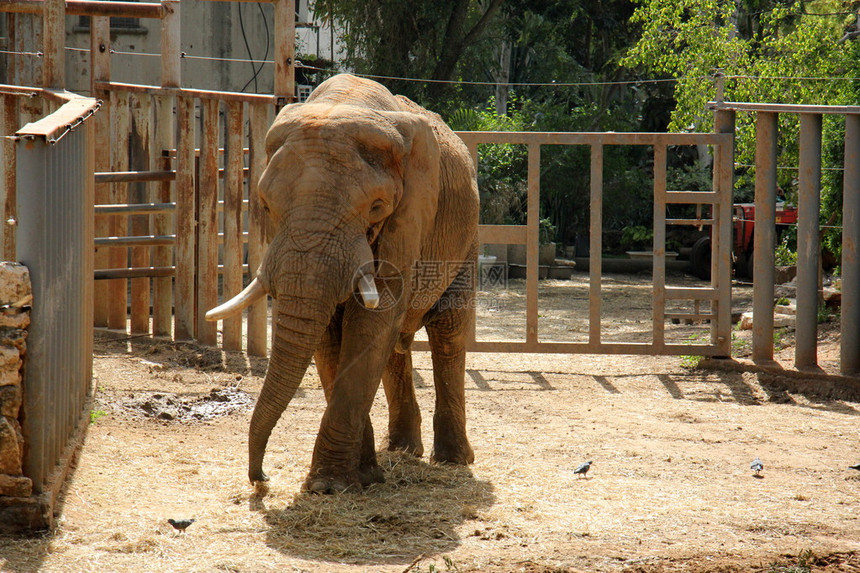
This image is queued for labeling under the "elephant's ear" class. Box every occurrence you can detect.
[375,112,441,274]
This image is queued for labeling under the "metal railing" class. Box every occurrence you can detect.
[711,102,860,376]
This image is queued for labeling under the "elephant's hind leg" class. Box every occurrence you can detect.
[425,290,474,466]
[381,349,424,457]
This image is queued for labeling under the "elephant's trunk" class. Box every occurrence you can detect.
[248,294,331,482]
[246,224,374,483]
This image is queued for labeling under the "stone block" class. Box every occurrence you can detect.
[0,346,19,369]
[0,368,20,387]
[0,384,22,417]
[0,474,32,497]
[0,263,30,305]
[0,415,23,475]
[0,310,29,329]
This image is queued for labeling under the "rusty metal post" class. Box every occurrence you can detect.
[588,144,603,346]
[842,114,860,375]
[526,143,540,345]
[129,94,152,334]
[274,0,296,103]
[42,0,64,89]
[713,108,735,357]
[795,113,822,369]
[1,96,17,260]
[160,0,180,87]
[151,96,173,336]
[752,112,778,362]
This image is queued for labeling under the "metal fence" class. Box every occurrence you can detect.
[711,102,860,375]
[2,87,98,524]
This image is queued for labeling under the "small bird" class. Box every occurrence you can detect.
[574,460,593,479]
[750,458,763,476]
[849,464,860,471]
[167,518,196,533]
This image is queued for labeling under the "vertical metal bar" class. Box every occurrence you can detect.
[42,0,64,89]
[174,96,196,340]
[108,90,129,331]
[160,0,181,88]
[91,15,110,327]
[1,95,17,260]
[151,95,173,336]
[222,101,244,350]
[526,143,540,345]
[652,144,667,350]
[466,140,478,347]
[588,143,603,346]
[795,113,822,369]
[841,114,860,375]
[713,110,735,357]
[197,99,220,346]
[274,0,296,103]
[753,112,778,362]
[246,102,269,356]
[130,94,152,334]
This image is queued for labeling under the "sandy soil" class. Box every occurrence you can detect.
[2,271,858,573]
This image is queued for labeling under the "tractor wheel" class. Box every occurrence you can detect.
[690,236,711,280]
[736,250,754,280]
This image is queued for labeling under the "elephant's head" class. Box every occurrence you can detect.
[206,101,441,482]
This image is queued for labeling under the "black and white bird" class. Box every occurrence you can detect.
[849,464,860,471]
[574,460,593,478]
[167,518,196,533]
[750,458,763,476]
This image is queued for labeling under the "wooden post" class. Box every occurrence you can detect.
[197,99,220,346]
[246,102,269,356]
[2,96,17,260]
[108,90,130,331]
[91,15,111,327]
[151,95,174,337]
[174,96,196,340]
[129,94,152,334]
[160,0,181,87]
[222,101,245,350]
[274,0,296,103]
[42,0,65,88]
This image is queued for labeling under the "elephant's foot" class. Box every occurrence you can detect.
[430,438,474,465]
[248,467,270,484]
[302,463,384,494]
[387,433,424,457]
[358,460,385,487]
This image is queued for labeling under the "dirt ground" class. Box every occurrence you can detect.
[2,270,859,572]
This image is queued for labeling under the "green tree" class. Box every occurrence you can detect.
[310,0,504,103]
[621,0,860,255]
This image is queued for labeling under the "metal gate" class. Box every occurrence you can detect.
[411,131,735,358]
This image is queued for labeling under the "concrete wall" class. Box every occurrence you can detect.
[61,0,342,95]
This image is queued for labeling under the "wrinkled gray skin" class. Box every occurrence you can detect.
[215,74,478,493]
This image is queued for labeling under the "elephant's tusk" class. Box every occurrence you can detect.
[205,278,267,321]
[358,272,380,309]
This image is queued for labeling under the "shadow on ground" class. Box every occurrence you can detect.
[256,452,495,567]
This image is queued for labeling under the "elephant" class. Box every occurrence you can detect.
[206,73,479,493]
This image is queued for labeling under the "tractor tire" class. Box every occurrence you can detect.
[690,236,711,280]
[736,250,754,280]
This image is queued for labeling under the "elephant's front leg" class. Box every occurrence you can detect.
[382,349,424,457]
[425,283,475,466]
[304,304,400,494]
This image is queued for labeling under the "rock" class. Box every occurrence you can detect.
[774,265,797,284]
[0,385,22,417]
[739,311,795,331]
[0,263,30,306]
[0,346,20,370]
[0,416,24,475]
[0,474,32,497]
[823,287,841,309]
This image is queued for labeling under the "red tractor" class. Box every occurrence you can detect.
[689,202,798,280]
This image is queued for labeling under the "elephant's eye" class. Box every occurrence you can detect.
[358,144,383,169]
[370,199,386,216]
